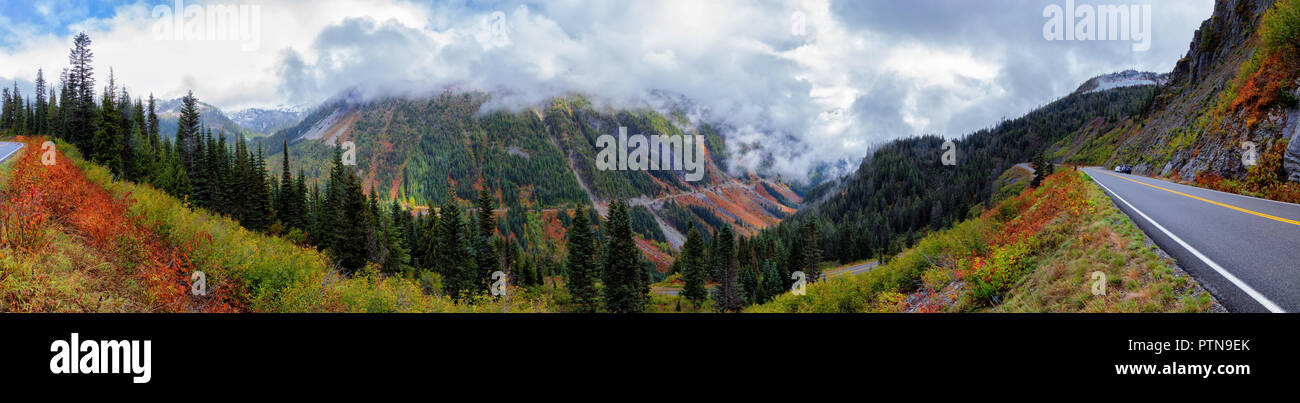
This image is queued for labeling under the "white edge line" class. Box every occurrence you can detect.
[0,142,24,163]
[1088,169,1285,313]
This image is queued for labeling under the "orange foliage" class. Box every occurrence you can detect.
[985,171,1089,247]
[1232,53,1298,127]
[2,138,236,312]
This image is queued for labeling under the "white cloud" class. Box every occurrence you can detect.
[0,0,1215,180]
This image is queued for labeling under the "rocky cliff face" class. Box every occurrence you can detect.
[1103,0,1300,183]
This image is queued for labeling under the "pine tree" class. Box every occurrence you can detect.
[314,147,345,249]
[761,259,784,303]
[92,73,122,175]
[415,205,439,271]
[33,69,46,134]
[601,200,647,313]
[275,140,301,229]
[377,199,410,276]
[680,223,708,310]
[176,91,201,171]
[473,187,498,294]
[712,224,741,312]
[67,32,95,151]
[331,164,370,274]
[434,189,476,299]
[802,218,823,282]
[244,144,273,231]
[739,264,758,305]
[565,204,599,312]
[1030,154,1053,188]
[146,94,159,152]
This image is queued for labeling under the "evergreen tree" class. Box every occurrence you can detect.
[91,72,122,175]
[33,69,46,134]
[176,91,201,171]
[331,165,370,274]
[434,190,476,299]
[275,140,302,229]
[244,144,273,231]
[67,32,95,151]
[314,147,345,249]
[565,204,599,312]
[601,200,647,313]
[1030,154,1053,188]
[415,205,439,271]
[680,223,708,310]
[802,218,823,282]
[473,187,498,294]
[712,224,741,312]
[739,264,758,305]
[146,94,159,151]
[760,259,784,303]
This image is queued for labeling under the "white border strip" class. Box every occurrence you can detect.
[1089,169,1285,313]
[0,142,23,163]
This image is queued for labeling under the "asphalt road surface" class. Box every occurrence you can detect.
[0,141,22,164]
[1084,167,1300,313]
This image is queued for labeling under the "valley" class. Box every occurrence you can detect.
[1,0,1297,314]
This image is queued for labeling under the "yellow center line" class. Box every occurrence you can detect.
[1100,171,1300,227]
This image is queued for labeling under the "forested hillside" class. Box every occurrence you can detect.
[755,85,1158,267]
[254,89,804,275]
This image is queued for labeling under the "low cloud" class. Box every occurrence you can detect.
[0,0,1213,181]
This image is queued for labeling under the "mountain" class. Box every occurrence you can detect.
[229,106,306,135]
[1073,70,1169,94]
[778,85,1157,264]
[1052,0,1300,195]
[154,97,259,142]
[260,90,803,271]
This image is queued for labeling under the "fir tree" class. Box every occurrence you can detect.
[473,187,498,294]
[434,189,476,299]
[67,32,95,151]
[33,69,46,134]
[680,223,708,310]
[712,224,741,312]
[565,204,599,312]
[601,200,647,313]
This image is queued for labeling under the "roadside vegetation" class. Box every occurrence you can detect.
[748,170,1218,313]
[0,136,553,312]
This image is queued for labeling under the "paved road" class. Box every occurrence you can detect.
[1084,167,1300,313]
[821,261,879,280]
[0,141,22,164]
[651,261,881,296]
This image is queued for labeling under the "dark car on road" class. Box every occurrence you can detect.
[1113,165,1132,174]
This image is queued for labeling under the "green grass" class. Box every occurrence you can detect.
[68,143,554,313]
[747,171,1217,313]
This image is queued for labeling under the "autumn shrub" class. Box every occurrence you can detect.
[1226,0,1300,126]
[0,187,48,252]
[76,153,552,312]
[968,239,1036,306]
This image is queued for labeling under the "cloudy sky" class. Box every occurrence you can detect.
[0,0,1214,179]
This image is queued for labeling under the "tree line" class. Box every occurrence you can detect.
[2,32,676,308]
